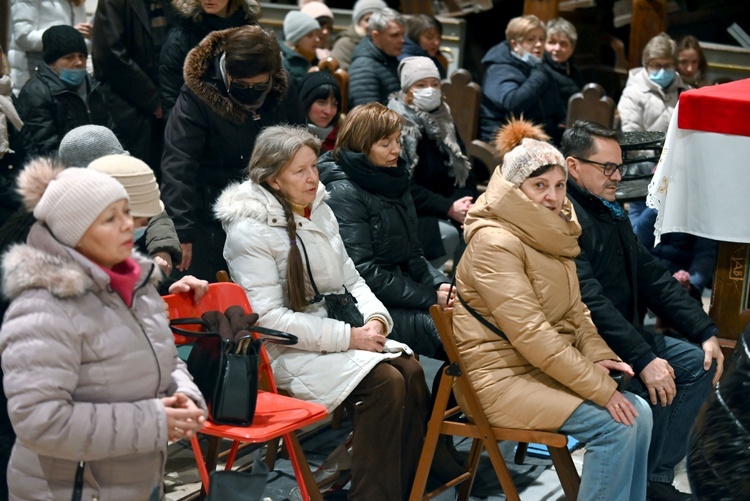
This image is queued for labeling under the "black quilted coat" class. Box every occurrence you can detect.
[318,151,448,357]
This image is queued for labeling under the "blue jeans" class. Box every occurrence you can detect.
[559,392,651,501]
[628,333,715,483]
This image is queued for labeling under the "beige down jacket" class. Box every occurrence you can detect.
[0,223,205,501]
[453,171,619,431]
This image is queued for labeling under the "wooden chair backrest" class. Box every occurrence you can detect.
[429,305,500,432]
[311,57,350,115]
[566,82,616,129]
[441,69,482,145]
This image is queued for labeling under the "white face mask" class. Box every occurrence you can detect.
[411,87,442,112]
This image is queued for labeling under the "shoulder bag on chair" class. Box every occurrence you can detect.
[169,310,297,426]
[298,236,365,327]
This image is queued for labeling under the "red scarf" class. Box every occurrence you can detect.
[98,258,141,308]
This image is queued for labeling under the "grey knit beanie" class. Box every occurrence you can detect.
[398,56,440,91]
[283,11,320,46]
[501,138,566,186]
[59,125,128,167]
[352,0,386,24]
[17,158,129,247]
[88,155,164,218]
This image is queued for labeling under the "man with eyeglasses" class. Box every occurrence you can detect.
[562,120,723,501]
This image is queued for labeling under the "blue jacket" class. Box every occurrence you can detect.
[479,41,564,143]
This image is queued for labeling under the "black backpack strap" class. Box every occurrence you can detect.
[453,283,510,342]
[296,235,323,303]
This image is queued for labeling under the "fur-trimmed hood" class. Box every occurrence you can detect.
[2,223,161,301]
[183,28,288,125]
[171,0,260,21]
[214,179,329,227]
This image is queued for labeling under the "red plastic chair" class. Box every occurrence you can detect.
[163,282,328,500]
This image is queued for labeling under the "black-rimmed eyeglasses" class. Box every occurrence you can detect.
[572,157,625,177]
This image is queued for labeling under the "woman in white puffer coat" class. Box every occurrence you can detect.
[214,125,428,501]
[0,157,206,501]
[7,0,90,94]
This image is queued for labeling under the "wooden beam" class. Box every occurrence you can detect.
[1,0,10,54]
[523,0,559,22]
[628,0,667,69]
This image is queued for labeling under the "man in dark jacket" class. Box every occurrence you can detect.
[348,8,404,108]
[17,26,110,159]
[92,0,178,175]
[562,120,723,501]
[160,25,305,281]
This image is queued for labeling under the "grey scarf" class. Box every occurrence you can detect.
[389,96,470,187]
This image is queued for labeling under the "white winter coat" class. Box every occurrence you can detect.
[8,0,87,94]
[617,67,690,132]
[0,223,206,501]
[214,180,410,412]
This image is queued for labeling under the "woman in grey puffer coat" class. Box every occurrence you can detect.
[0,157,206,501]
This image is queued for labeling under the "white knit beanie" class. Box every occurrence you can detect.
[88,155,164,218]
[301,1,333,21]
[283,11,321,45]
[501,138,567,186]
[398,56,440,91]
[352,0,387,24]
[17,158,129,247]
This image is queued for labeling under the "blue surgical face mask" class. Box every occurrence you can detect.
[521,51,542,66]
[133,226,147,242]
[649,68,675,89]
[59,68,87,88]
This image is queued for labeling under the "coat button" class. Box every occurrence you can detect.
[321,350,328,354]
[272,218,277,223]
[298,222,302,227]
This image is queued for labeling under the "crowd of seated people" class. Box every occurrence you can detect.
[0,2,733,500]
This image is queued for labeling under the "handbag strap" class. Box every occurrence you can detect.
[169,318,298,345]
[169,318,219,338]
[450,274,509,342]
[296,235,323,303]
[71,461,84,501]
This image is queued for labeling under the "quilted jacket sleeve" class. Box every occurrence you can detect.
[0,293,168,461]
[483,63,551,117]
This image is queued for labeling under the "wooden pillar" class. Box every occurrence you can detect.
[628,0,667,68]
[523,0,559,23]
[709,242,750,362]
[1,0,10,53]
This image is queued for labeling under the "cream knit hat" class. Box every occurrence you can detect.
[88,155,164,218]
[501,138,566,186]
[283,11,320,46]
[17,158,129,247]
[352,0,386,24]
[398,56,440,91]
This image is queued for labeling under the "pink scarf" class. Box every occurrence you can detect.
[99,258,141,307]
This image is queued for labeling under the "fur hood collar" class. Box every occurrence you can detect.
[214,179,328,227]
[2,223,161,301]
[183,28,288,125]
[171,0,260,21]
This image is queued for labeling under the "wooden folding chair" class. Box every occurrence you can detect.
[163,282,329,500]
[409,305,580,501]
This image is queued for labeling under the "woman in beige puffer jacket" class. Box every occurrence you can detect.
[453,120,652,501]
[0,158,206,501]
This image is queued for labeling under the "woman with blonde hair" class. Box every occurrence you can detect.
[214,125,427,500]
[454,118,651,501]
[479,15,564,143]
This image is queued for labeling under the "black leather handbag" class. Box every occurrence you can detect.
[170,309,297,426]
[298,236,365,328]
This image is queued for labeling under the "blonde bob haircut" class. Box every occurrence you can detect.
[333,103,403,160]
[505,15,545,43]
[642,32,677,66]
